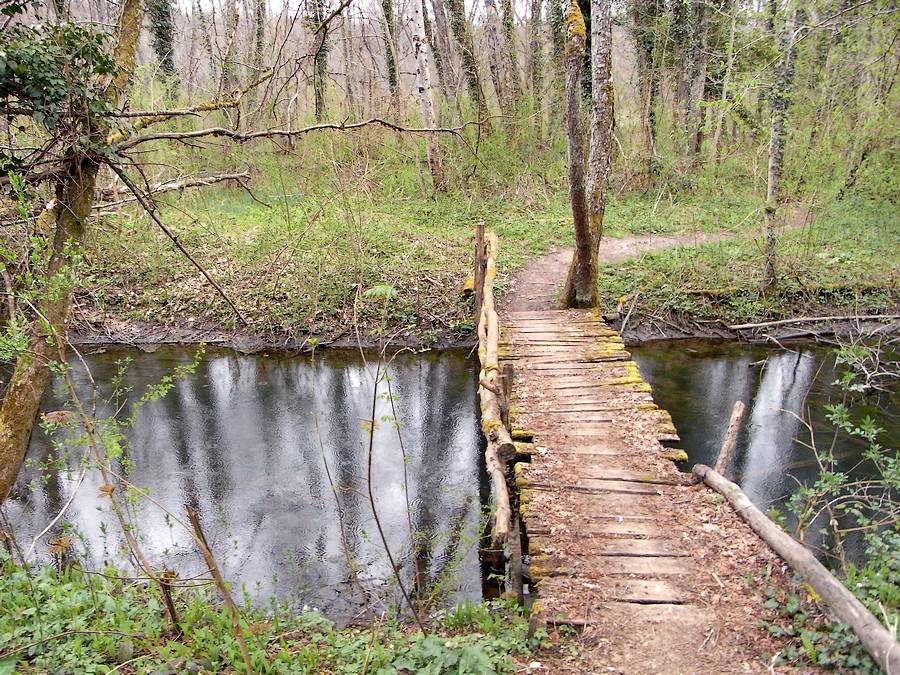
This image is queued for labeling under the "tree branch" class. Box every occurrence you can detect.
[106,163,249,327]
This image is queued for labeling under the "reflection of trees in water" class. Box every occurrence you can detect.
[11,347,483,620]
[740,350,817,507]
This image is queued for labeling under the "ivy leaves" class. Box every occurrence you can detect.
[0,22,118,131]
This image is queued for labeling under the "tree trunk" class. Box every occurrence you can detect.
[528,0,543,96]
[341,15,356,112]
[381,0,400,108]
[763,6,799,291]
[220,0,240,94]
[252,0,266,75]
[564,0,612,308]
[708,6,737,163]
[561,0,591,307]
[422,0,449,107]
[411,0,446,190]
[430,0,457,91]
[484,0,515,122]
[629,0,660,172]
[500,0,523,103]
[446,0,490,127]
[0,0,145,506]
[312,0,329,121]
[670,0,692,133]
[686,0,709,159]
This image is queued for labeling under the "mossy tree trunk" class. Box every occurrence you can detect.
[381,0,400,108]
[446,0,490,128]
[763,5,799,291]
[500,0,523,103]
[628,0,661,174]
[148,0,178,86]
[564,0,612,308]
[0,0,144,505]
[685,0,709,159]
[252,0,266,76]
[422,0,449,107]
[311,0,329,121]
[527,0,543,131]
[484,0,515,123]
[561,0,591,307]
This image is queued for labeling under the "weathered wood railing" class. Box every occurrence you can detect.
[475,225,515,545]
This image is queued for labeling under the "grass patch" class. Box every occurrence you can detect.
[597,196,898,324]
[0,555,542,674]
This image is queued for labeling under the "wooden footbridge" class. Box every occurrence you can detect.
[475,231,900,672]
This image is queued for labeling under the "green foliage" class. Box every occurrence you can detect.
[762,344,898,671]
[0,22,117,136]
[0,554,536,673]
[761,587,879,672]
[597,195,898,324]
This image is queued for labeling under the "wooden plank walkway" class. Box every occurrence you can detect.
[502,308,721,669]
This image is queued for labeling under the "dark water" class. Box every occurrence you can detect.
[632,340,898,557]
[6,347,485,621]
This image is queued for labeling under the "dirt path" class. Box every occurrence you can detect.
[502,231,731,312]
[504,208,816,313]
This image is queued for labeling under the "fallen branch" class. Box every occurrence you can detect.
[186,507,255,674]
[693,464,900,674]
[728,314,900,331]
[96,171,250,209]
[107,164,248,327]
[712,401,745,478]
[119,117,481,150]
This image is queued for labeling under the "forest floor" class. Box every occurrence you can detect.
[71,183,897,350]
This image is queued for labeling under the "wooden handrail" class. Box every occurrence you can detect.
[476,227,514,544]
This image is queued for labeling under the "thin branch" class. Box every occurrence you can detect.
[106,163,249,327]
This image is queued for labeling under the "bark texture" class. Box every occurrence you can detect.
[564,0,612,308]
[561,0,591,307]
[446,0,490,125]
[411,0,446,190]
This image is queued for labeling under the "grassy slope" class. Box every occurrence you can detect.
[598,196,898,325]
[82,169,897,342]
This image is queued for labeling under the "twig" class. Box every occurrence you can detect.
[107,163,248,327]
[185,506,256,674]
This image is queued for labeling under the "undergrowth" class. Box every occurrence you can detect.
[598,195,898,326]
[0,554,543,674]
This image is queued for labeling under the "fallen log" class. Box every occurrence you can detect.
[477,231,514,544]
[96,171,251,209]
[693,464,900,674]
[728,314,900,331]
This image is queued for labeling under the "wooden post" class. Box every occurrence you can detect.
[693,464,900,675]
[474,221,486,321]
[713,400,746,478]
[500,362,514,430]
[186,506,256,675]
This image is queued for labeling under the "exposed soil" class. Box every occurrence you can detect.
[501,231,742,314]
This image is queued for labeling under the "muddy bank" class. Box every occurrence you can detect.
[68,317,477,354]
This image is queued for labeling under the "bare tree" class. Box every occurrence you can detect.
[411,0,446,189]
[446,0,490,125]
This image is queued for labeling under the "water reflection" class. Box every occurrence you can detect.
[6,347,485,621]
[632,340,897,510]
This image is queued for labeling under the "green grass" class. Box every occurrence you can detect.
[597,196,899,324]
[0,554,541,674]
